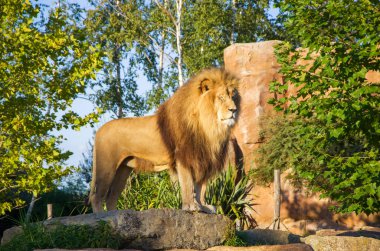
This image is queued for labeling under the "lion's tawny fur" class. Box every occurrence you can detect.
[157,68,239,183]
[89,67,240,212]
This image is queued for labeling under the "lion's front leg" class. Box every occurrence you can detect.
[176,164,202,212]
[195,181,217,214]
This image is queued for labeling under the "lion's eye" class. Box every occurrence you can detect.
[232,89,238,98]
[218,95,225,102]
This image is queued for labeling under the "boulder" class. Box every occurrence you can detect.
[237,229,301,245]
[316,228,380,239]
[224,41,380,232]
[3,209,232,250]
[34,249,141,251]
[208,243,313,251]
[224,41,285,169]
[1,226,22,245]
[302,235,380,251]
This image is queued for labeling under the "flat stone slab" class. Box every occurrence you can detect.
[208,243,313,251]
[237,229,301,245]
[32,244,314,251]
[302,235,380,251]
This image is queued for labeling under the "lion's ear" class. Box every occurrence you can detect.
[199,79,212,94]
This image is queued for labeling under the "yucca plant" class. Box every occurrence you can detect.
[205,166,256,229]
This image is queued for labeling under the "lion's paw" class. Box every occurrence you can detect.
[201,204,217,214]
[182,203,203,212]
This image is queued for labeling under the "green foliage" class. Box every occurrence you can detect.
[31,188,89,220]
[182,0,275,75]
[117,167,255,228]
[117,171,181,210]
[0,221,121,251]
[223,231,249,247]
[206,166,256,229]
[0,1,102,215]
[85,0,146,117]
[267,0,380,214]
[87,1,279,109]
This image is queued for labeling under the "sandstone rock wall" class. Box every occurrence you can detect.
[224,41,380,233]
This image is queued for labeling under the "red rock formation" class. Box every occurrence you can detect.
[224,41,379,234]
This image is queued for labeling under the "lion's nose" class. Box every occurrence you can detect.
[229,107,237,113]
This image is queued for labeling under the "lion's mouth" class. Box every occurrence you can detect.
[219,111,237,126]
[222,115,236,126]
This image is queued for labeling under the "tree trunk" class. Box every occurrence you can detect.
[230,0,237,44]
[114,45,124,118]
[158,29,166,88]
[25,195,36,223]
[175,0,184,86]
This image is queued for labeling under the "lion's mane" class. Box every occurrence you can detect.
[157,68,239,183]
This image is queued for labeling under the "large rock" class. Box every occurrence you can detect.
[302,235,380,251]
[19,209,232,250]
[1,226,22,245]
[224,41,285,169]
[208,243,313,251]
[237,229,301,245]
[224,41,380,232]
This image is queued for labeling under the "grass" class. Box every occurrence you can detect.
[0,221,121,251]
[223,230,249,247]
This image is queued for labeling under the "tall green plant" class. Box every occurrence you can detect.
[117,171,181,211]
[206,166,256,229]
[268,0,380,214]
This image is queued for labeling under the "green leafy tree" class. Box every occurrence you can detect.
[182,0,276,75]
[266,0,380,214]
[85,0,146,118]
[0,0,102,215]
[93,0,278,109]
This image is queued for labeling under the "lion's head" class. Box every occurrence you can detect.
[195,68,240,128]
[157,68,240,183]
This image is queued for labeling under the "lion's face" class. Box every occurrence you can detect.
[214,86,239,127]
[196,72,240,129]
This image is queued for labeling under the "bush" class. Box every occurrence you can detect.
[255,115,380,214]
[269,0,380,214]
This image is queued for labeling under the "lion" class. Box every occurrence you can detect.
[89,67,240,213]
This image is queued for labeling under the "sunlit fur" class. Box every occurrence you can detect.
[157,68,240,184]
[88,68,240,212]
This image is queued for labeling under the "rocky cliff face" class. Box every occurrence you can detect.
[224,41,380,233]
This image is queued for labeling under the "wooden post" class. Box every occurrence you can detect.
[47,204,53,220]
[273,169,281,230]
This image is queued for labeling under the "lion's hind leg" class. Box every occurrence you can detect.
[105,159,133,211]
[90,170,114,213]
